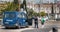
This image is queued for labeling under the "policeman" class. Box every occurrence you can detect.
[34,16,38,28]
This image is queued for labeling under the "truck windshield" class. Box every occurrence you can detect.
[5,14,15,19]
[18,13,26,18]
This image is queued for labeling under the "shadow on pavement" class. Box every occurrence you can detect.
[21,28,52,32]
[1,27,27,30]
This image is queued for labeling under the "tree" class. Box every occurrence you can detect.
[0,2,9,13]
[14,0,20,11]
[37,13,40,16]
[27,8,34,18]
[3,2,18,12]
[14,0,19,4]
[27,8,40,18]
[40,11,46,17]
[23,0,27,11]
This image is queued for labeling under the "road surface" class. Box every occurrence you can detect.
[0,26,52,32]
[0,20,60,32]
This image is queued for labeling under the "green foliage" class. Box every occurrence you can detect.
[37,13,40,16]
[33,12,38,16]
[3,2,18,12]
[14,0,19,4]
[27,8,34,18]
[27,8,39,18]
[40,11,46,17]
[0,2,8,13]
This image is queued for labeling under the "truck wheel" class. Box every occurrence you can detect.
[15,26,19,29]
[5,27,10,29]
[18,26,20,29]
[5,26,17,29]
[5,27,8,29]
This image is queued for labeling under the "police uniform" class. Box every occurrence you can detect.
[34,17,38,28]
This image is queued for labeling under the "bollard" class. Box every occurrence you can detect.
[52,27,58,32]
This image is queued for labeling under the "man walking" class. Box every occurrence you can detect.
[41,16,45,28]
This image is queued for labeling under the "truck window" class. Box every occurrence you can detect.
[18,13,26,18]
[5,14,15,19]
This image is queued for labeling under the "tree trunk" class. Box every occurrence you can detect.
[51,3,54,14]
[18,0,20,11]
[38,4,40,12]
[51,3,54,19]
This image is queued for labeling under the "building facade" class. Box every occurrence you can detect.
[27,3,59,14]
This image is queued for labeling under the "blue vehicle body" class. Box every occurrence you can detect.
[17,12,28,27]
[3,11,28,28]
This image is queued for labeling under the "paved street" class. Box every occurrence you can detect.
[1,0,60,32]
[0,28,34,32]
[22,28,52,32]
[0,20,60,32]
[0,26,52,32]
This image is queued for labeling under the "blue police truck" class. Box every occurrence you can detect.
[3,11,28,28]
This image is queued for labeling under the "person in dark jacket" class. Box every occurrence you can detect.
[34,16,38,28]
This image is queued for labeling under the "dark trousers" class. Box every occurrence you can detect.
[41,22,44,25]
[35,22,38,28]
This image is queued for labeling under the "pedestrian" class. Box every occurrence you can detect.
[34,16,38,28]
[41,16,45,28]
